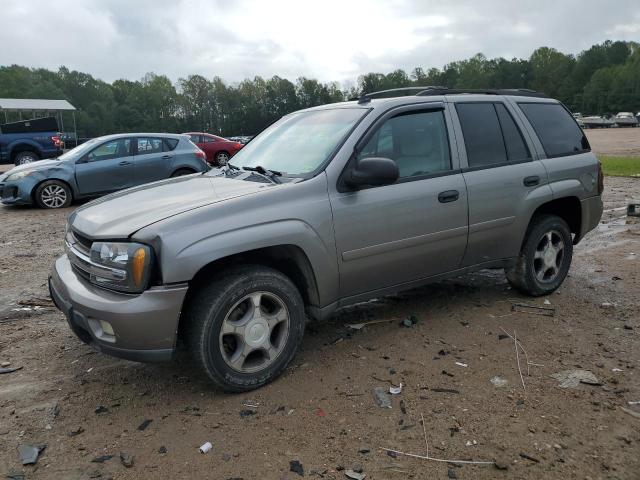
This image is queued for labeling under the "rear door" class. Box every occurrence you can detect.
[75,138,133,195]
[329,103,469,299]
[133,137,171,185]
[451,99,551,266]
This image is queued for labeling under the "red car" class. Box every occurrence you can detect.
[184,132,242,166]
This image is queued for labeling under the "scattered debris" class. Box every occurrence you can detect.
[401,315,418,327]
[381,448,495,466]
[447,468,458,479]
[120,451,134,468]
[601,302,616,309]
[551,370,601,388]
[455,362,468,368]
[91,455,114,463]
[315,408,326,417]
[498,334,509,340]
[628,401,640,406]
[442,370,454,377]
[627,201,640,217]
[68,427,84,437]
[137,419,153,431]
[430,388,460,394]
[1,361,11,367]
[18,444,46,465]
[242,401,259,408]
[345,469,366,480]
[50,401,60,419]
[543,299,551,305]
[620,407,640,419]
[490,376,508,387]
[240,409,256,418]
[511,302,555,317]
[389,383,403,395]
[519,452,540,463]
[0,366,22,374]
[612,368,623,372]
[289,460,304,476]
[199,442,213,454]
[345,318,397,330]
[358,447,371,454]
[465,440,477,446]
[94,405,108,414]
[372,387,392,408]
[159,446,168,454]
[5,471,25,480]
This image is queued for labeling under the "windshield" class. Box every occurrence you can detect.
[226,108,368,176]
[57,138,102,161]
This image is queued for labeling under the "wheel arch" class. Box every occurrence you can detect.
[10,141,42,162]
[31,177,75,203]
[527,196,582,244]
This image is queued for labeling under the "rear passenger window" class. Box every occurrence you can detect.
[495,104,530,161]
[357,110,451,180]
[163,138,179,151]
[456,103,507,167]
[137,138,163,154]
[518,103,590,157]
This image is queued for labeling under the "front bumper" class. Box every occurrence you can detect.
[0,180,34,205]
[49,254,188,362]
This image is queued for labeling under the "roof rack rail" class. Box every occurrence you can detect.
[416,88,547,98]
[356,86,547,103]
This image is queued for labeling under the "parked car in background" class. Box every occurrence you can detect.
[582,115,614,128]
[0,133,208,209]
[228,135,254,145]
[613,112,639,127]
[50,88,602,391]
[0,116,63,165]
[185,132,242,166]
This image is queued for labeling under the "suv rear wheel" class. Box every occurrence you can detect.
[15,151,40,165]
[185,265,305,392]
[506,214,573,296]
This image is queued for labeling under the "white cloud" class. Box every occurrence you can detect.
[0,0,638,85]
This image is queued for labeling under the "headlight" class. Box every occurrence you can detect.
[89,242,153,293]
[6,170,34,182]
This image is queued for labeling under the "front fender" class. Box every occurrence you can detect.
[141,219,339,307]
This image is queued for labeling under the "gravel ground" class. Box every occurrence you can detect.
[0,161,639,479]
[585,128,640,157]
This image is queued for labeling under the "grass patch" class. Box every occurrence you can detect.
[598,155,640,177]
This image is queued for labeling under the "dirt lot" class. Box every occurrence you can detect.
[585,128,640,157]
[1,158,639,479]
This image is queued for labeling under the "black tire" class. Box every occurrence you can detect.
[185,265,306,392]
[34,180,72,209]
[171,168,195,177]
[215,151,229,166]
[14,151,40,166]
[506,214,573,296]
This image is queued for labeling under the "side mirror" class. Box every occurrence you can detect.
[345,157,399,188]
[76,155,88,164]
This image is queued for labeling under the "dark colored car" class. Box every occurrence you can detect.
[185,132,242,166]
[0,116,63,165]
[0,133,208,208]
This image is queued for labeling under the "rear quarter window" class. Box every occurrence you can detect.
[163,138,179,151]
[518,103,590,157]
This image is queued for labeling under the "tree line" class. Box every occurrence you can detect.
[0,40,638,138]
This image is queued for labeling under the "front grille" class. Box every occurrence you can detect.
[1,186,16,200]
[71,229,93,254]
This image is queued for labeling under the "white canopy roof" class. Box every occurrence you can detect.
[0,98,76,111]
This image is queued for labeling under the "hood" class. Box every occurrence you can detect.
[0,159,62,181]
[70,174,275,238]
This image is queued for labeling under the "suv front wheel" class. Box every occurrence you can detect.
[185,265,306,392]
[506,215,573,296]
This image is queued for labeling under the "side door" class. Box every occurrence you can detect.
[133,137,171,185]
[329,104,469,299]
[75,138,133,195]
[450,100,552,266]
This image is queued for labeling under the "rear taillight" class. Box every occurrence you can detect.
[597,161,604,195]
[235,142,242,149]
[195,149,206,160]
[51,135,61,147]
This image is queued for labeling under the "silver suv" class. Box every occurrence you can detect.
[49,88,604,391]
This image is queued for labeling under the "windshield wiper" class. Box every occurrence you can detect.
[241,165,282,183]
[226,163,241,171]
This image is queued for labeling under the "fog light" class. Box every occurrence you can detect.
[99,320,115,336]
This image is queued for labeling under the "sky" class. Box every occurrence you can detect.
[1,0,639,86]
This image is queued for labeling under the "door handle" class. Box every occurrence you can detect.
[162,154,172,159]
[438,190,459,203]
[119,160,131,166]
[523,175,540,187]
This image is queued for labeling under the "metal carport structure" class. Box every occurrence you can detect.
[0,98,77,141]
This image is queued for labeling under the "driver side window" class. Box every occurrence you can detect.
[357,110,452,179]
[88,139,131,162]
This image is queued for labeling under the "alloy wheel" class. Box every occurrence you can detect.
[533,229,565,283]
[40,185,67,208]
[218,291,290,373]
